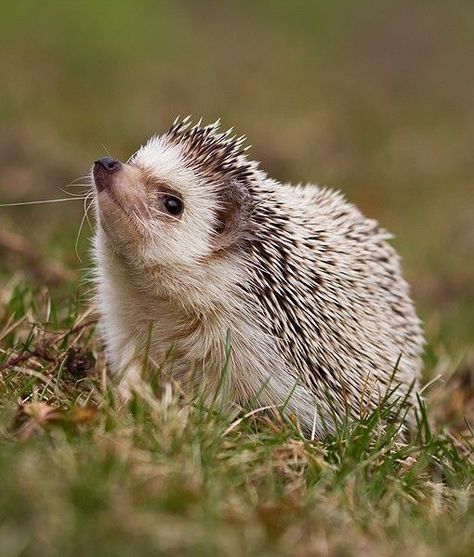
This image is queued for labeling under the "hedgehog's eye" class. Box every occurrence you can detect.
[162,195,183,217]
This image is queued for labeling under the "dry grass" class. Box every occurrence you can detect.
[0,286,472,557]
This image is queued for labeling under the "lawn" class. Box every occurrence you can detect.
[0,284,472,556]
[0,1,473,555]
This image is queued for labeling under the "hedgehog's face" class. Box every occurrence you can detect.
[92,128,255,272]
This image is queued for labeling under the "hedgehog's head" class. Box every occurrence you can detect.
[93,119,260,280]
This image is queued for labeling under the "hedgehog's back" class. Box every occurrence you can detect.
[245,181,424,423]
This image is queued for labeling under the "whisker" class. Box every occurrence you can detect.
[74,192,95,263]
[149,206,181,222]
[58,186,91,197]
[75,210,88,264]
[134,211,149,230]
[83,192,95,230]
[144,203,153,220]
[153,191,182,196]
[61,176,92,192]
[0,198,87,208]
[100,143,112,156]
[58,175,92,198]
[69,175,92,184]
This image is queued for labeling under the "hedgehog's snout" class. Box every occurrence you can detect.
[93,157,122,192]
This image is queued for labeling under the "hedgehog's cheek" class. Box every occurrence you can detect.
[95,194,147,258]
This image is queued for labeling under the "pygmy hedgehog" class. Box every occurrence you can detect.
[92,117,424,436]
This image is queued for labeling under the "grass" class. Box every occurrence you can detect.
[0,285,472,557]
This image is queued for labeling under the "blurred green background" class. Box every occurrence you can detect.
[0,0,473,351]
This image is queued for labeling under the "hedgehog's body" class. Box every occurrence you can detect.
[92,118,424,436]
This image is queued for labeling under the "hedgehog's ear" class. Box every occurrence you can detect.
[213,179,254,251]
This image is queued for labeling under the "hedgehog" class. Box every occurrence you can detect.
[91,117,424,436]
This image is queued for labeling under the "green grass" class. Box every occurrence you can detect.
[0,286,472,557]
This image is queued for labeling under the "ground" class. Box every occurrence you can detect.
[0,1,473,556]
[0,286,472,556]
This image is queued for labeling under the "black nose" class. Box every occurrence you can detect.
[94,156,121,173]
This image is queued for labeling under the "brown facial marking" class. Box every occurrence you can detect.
[140,170,182,198]
[139,170,185,221]
[213,179,255,251]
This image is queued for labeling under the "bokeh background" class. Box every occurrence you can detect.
[1,0,473,357]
